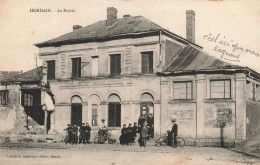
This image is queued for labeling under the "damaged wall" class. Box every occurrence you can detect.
[0,84,27,134]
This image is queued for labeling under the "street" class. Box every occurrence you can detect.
[0,144,259,165]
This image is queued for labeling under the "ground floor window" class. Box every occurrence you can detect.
[0,90,8,105]
[108,103,121,127]
[71,95,82,126]
[92,104,98,126]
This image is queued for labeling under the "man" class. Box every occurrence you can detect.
[79,123,86,144]
[138,115,145,128]
[64,124,72,145]
[147,113,154,138]
[72,124,78,145]
[85,123,91,144]
[170,119,178,148]
[139,122,149,147]
[98,119,108,140]
[120,124,128,145]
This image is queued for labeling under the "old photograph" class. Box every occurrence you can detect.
[0,0,260,164]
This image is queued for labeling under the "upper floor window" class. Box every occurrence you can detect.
[72,58,81,78]
[23,93,34,107]
[173,81,192,99]
[141,51,153,74]
[110,54,121,76]
[91,56,99,77]
[210,79,231,99]
[22,90,41,107]
[0,90,8,105]
[47,60,55,80]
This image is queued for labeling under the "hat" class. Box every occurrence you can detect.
[123,124,126,126]
[67,124,70,126]
[129,123,132,125]
[101,119,105,121]
[172,119,176,122]
[134,122,137,124]
[82,123,85,125]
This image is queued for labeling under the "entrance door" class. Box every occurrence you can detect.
[71,103,82,126]
[140,102,153,121]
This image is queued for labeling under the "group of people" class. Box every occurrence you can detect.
[64,123,91,145]
[64,114,179,148]
[119,123,139,145]
[120,113,154,147]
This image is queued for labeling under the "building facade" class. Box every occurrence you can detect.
[32,7,260,146]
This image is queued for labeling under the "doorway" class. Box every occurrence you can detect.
[140,102,153,121]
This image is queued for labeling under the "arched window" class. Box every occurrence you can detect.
[89,94,101,126]
[108,94,121,127]
[140,93,154,102]
[71,95,82,126]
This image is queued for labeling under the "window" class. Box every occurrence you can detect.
[210,80,231,99]
[108,103,121,127]
[91,56,99,77]
[173,81,192,99]
[72,58,81,78]
[23,93,34,107]
[110,54,121,76]
[108,94,121,127]
[92,104,98,126]
[47,60,55,80]
[0,90,8,105]
[141,51,153,74]
[256,84,260,101]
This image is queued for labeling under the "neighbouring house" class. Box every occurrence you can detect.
[33,7,260,146]
[0,71,22,82]
[0,67,55,138]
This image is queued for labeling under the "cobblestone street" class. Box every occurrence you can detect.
[0,143,259,165]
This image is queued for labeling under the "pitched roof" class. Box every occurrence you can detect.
[35,16,165,47]
[162,45,243,74]
[0,67,43,83]
[0,71,21,82]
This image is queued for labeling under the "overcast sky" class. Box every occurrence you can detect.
[0,0,260,73]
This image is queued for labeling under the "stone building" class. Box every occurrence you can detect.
[33,7,260,146]
[0,67,55,136]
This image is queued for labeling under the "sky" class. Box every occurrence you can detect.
[0,0,260,73]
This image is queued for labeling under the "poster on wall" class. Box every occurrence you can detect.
[177,109,195,121]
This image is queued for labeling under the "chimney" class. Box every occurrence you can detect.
[107,7,117,26]
[73,25,82,31]
[186,10,195,43]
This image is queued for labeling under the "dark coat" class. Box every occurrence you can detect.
[64,126,72,133]
[147,116,154,127]
[141,127,149,138]
[171,123,178,137]
[72,126,78,135]
[85,126,91,135]
[79,126,86,134]
[133,125,138,136]
[121,127,128,135]
[138,117,145,127]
